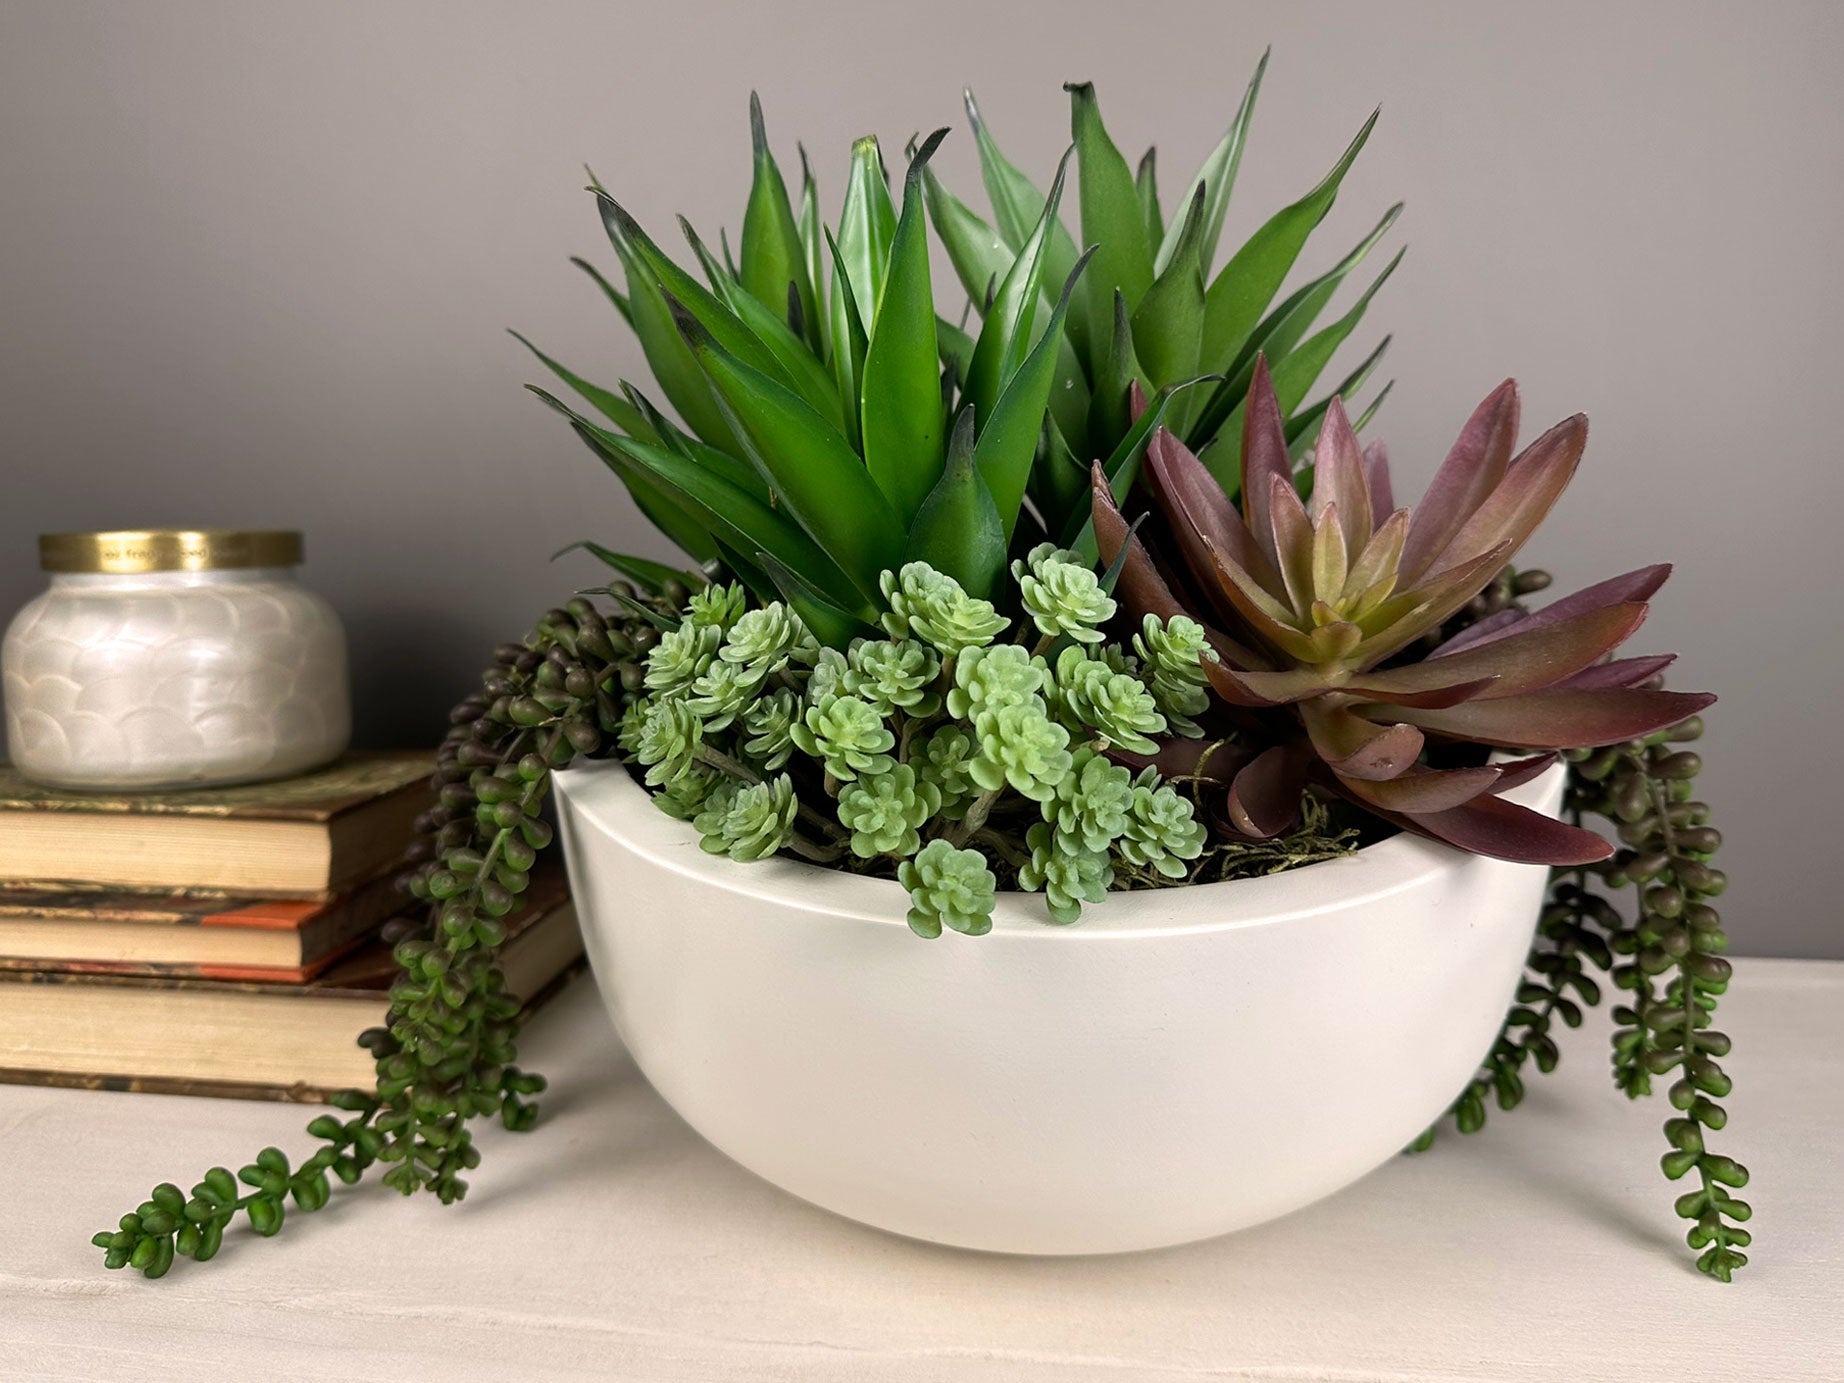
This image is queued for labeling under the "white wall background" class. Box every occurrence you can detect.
[1,0,1837,955]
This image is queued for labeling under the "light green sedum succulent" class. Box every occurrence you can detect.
[837,764,943,858]
[1018,821,1113,924]
[879,562,1008,655]
[788,692,895,781]
[897,838,997,938]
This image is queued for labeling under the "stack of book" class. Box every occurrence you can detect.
[0,754,583,1101]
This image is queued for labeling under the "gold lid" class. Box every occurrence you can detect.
[38,529,304,574]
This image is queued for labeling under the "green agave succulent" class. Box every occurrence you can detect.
[523,98,1088,643]
[525,69,1398,643]
[926,57,1401,530]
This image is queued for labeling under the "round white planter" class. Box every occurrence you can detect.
[553,759,1565,1256]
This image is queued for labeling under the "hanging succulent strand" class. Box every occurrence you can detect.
[92,589,677,1277]
[1411,575,1750,1282]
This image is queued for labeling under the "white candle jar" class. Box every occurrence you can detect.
[3,530,350,791]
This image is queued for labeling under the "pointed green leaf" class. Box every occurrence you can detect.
[678,214,842,429]
[974,247,1092,544]
[1287,334,1392,459]
[796,144,828,355]
[921,163,1014,314]
[530,387,721,563]
[569,257,633,330]
[539,385,863,608]
[1352,377,1395,434]
[836,136,898,336]
[1189,201,1402,445]
[618,382,769,500]
[1063,376,1215,562]
[677,216,735,295]
[1091,289,1153,454]
[1069,82,1155,334]
[1131,184,1208,392]
[922,160,1091,444]
[740,93,817,339]
[1157,47,1268,276]
[1136,147,1163,248]
[601,194,838,426]
[551,541,700,594]
[1202,246,1404,491]
[936,314,976,383]
[600,201,743,454]
[965,88,1086,357]
[670,295,905,602]
[1030,414,1091,534]
[755,549,874,648]
[966,146,1072,425]
[824,228,869,453]
[508,331,656,440]
[1199,108,1378,373]
[860,128,949,526]
[907,409,1006,598]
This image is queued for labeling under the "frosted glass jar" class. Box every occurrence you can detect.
[3,530,350,790]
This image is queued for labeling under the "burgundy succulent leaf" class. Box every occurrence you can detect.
[1093,357,1714,865]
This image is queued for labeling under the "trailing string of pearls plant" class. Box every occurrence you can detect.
[94,564,1747,1281]
[1410,570,1750,1282]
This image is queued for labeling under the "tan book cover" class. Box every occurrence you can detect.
[0,868,408,979]
[0,752,434,895]
[0,875,581,1101]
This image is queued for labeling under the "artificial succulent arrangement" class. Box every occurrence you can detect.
[97,67,1749,1283]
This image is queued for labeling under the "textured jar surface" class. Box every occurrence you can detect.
[2,568,350,790]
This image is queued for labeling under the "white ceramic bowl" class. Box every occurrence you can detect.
[554,759,1564,1255]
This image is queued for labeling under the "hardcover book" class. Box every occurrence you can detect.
[0,752,433,895]
[0,869,406,980]
[0,875,580,1101]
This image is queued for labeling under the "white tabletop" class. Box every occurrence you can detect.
[2,957,1838,1382]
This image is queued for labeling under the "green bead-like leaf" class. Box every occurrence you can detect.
[739,93,818,342]
[907,409,1006,599]
[1199,108,1378,378]
[860,128,949,526]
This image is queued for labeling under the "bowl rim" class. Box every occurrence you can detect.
[554,757,1567,941]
